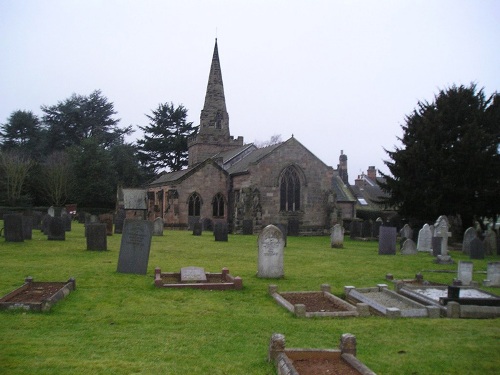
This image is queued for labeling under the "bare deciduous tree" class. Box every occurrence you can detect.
[0,150,35,206]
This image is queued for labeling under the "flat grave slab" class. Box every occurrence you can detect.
[345,284,437,318]
[154,267,242,290]
[0,277,75,312]
[268,333,376,375]
[269,284,364,318]
[397,284,500,318]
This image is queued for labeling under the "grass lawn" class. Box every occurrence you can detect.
[1,222,499,374]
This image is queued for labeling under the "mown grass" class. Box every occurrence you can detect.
[0,222,499,374]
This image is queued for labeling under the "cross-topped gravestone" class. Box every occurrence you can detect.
[434,215,453,263]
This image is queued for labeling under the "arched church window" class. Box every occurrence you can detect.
[188,193,201,216]
[212,193,225,217]
[280,166,301,211]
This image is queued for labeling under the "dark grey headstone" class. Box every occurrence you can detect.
[117,219,153,274]
[350,221,361,239]
[62,213,72,232]
[187,216,199,230]
[22,216,33,240]
[47,217,65,241]
[361,220,372,238]
[192,222,202,236]
[114,209,126,234]
[32,211,43,230]
[41,214,51,234]
[378,227,397,255]
[470,237,485,259]
[288,219,300,236]
[86,223,107,251]
[242,219,253,235]
[4,214,24,242]
[202,218,213,231]
[214,222,228,242]
[432,237,442,257]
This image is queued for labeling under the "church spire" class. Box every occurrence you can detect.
[199,38,230,136]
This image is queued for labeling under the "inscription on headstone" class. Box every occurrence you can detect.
[257,224,284,278]
[378,227,397,255]
[117,219,153,274]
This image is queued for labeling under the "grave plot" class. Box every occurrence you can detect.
[397,284,500,319]
[269,284,364,318]
[345,284,439,318]
[0,277,75,312]
[154,266,242,290]
[386,272,446,287]
[268,333,376,375]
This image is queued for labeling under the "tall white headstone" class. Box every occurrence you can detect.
[257,225,284,278]
[330,224,344,248]
[417,224,433,252]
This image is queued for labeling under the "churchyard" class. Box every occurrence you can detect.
[1,220,499,374]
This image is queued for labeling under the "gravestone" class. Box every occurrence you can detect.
[86,223,107,251]
[483,228,497,255]
[4,214,24,242]
[469,237,485,260]
[432,237,441,257]
[99,214,113,236]
[180,266,207,282]
[22,215,33,240]
[41,214,52,234]
[214,222,228,241]
[400,224,413,241]
[361,220,372,238]
[242,219,253,235]
[401,239,417,255]
[434,215,453,263]
[417,224,433,252]
[192,222,202,236]
[114,209,126,234]
[378,227,397,255]
[349,221,361,239]
[48,206,55,217]
[457,261,473,286]
[374,217,383,238]
[62,213,71,232]
[32,211,43,230]
[462,227,477,255]
[483,262,500,287]
[153,217,164,236]
[117,219,153,274]
[330,224,344,248]
[288,218,300,236]
[47,217,65,241]
[257,224,284,278]
[187,216,199,230]
[202,218,213,231]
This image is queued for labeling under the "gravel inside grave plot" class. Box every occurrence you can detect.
[362,291,415,310]
[281,292,348,312]
[292,358,362,375]
[5,282,67,303]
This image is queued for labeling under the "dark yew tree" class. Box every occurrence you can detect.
[0,110,46,158]
[41,90,132,151]
[137,102,198,173]
[379,84,500,233]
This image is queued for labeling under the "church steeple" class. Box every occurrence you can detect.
[199,38,230,137]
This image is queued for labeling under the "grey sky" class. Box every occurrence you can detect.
[1,0,499,182]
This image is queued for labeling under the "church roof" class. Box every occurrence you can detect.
[226,142,282,175]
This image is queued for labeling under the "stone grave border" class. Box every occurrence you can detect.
[396,284,500,319]
[268,284,365,318]
[268,332,376,375]
[0,277,75,312]
[154,267,242,290]
[345,284,438,318]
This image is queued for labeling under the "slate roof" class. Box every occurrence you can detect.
[226,142,282,175]
[332,175,356,202]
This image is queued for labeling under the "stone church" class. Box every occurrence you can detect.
[146,40,340,235]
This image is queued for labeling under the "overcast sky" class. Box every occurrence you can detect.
[1,0,499,182]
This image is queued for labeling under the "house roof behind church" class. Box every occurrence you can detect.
[332,175,356,202]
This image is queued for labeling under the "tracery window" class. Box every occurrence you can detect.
[188,193,201,216]
[280,166,301,211]
[212,193,225,217]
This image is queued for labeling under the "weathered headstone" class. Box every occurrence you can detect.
[117,219,153,274]
[214,222,228,241]
[469,237,485,260]
[180,266,207,282]
[456,261,473,286]
[22,215,33,240]
[257,224,284,278]
[417,224,433,252]
[114,209,126,234]
[483,262,500,287]
[330,224,344,248]
[400,224,413,241]
[401,239,418,255]
[86,223,107,251]
[192,222,202,236]
[153,217,164,236]
[462,227,477,255]
[434,215,453,263]
[242,219,253,235]
[47,217,65,241]
[4,214,24,242]
[483,227,497,256]
[48,206,55,217]
[378,227,397,255]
